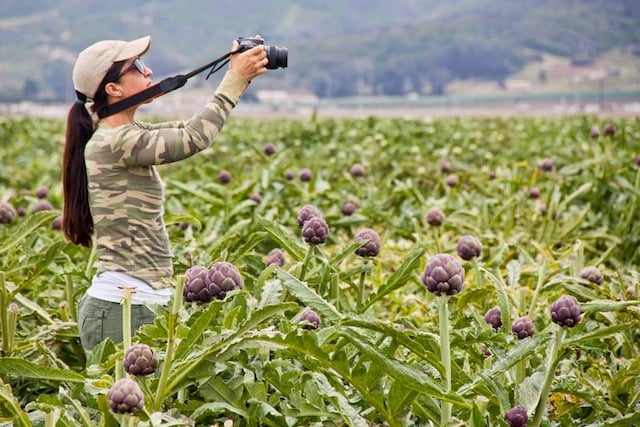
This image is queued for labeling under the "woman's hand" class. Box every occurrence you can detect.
[229,35,268,82]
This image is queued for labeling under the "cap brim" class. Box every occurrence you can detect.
[114,35,151,61]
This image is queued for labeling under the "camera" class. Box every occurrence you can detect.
[236,37,288,69]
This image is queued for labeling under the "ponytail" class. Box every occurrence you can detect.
[62,62,125,247]
[62,95,94,247]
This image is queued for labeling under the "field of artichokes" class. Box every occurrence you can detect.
[0,115,639,426]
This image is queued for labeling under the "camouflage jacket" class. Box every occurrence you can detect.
[85,70,249,289]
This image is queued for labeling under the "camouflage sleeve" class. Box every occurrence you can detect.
[113,70,249,167]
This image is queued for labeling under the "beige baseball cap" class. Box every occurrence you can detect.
[72,35,151,99]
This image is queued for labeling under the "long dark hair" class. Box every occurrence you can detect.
[62,61,125,247]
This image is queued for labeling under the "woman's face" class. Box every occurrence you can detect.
[114,57,153,100]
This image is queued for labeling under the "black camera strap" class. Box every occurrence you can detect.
[98,49,237,119]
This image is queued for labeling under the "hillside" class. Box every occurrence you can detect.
[0,0,639,102]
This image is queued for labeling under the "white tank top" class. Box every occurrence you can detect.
[87,271,172,305]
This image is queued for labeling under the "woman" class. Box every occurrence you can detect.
[63,35,268,351]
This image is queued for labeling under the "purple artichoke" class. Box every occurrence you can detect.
[550,295,581,328]
[603,123,616,137]
[354,228,381,258]
[302,216,329,245]
[36,185,49,199]
[421,254,465,296]
[263,142,276,156]
[297,204,322,229]
[266,248,286,267]
[538,158,555,172]
[300,309,321,330]
[456,235,482,261]
[504,406,528,427]
[341,201,358,216]
[124,343,159,376]
[108,378,144,415]
[512,317,535,339]
[0,202,17,224]
[528,187,540,199]
[426,208,445,227]
[34,200,53,212]
[445,174,459,188]
[218,170,231,184]
[484,307,502,330]
[183,262,243,303]
[590,125,600,139]
[300,168,313,182]
[578,266,603,285]
[350,163,365,178]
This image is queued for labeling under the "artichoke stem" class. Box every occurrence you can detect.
[531,326,565,427]
[439,296,452,426]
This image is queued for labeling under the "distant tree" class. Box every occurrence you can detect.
[22,79,38,100]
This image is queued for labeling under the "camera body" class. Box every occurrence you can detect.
[236,37,288,69]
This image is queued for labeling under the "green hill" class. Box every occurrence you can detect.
[0,0,638,102]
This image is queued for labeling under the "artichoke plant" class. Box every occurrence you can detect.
[341,200,357,216]
[354,228,381,257]
[108,378,145,415]
[263,142,276,155]
[421,254,464,296]
[350,163,365,177]
[550,295,581,328]
[511,317,535,339]
[302,216,329,245]
[218,170,231,184]
[456,235,482,260]
[183,262,243,303]
[124,343,159,376]
[504,405,528,427]
[300,168,312,182]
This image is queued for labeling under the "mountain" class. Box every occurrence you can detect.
[1,0,639,102]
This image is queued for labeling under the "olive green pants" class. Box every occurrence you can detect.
[77,294,157,351]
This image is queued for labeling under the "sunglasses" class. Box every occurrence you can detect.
[119,57,146,78]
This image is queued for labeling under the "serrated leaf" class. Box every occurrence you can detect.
[312,372,369,427]
[360,245,424,312]
[0,358,84,383]
[276,269,343,323]
[0,211,58,255]
[563,323,631,347]
[518,371,545,413]
[258,217,306,261]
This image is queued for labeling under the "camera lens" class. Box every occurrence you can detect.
[265,45,288,69]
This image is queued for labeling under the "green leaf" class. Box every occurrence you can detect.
[0,211,58,255]
[563,323,632,347]
[0,358,84,383]
[481,267,513,332]
[0,382,32,427]
[312,372,370,427]
[581,300,640,313]
[258,217,307,261]
[360,245,424,312]
[276,269,343,323]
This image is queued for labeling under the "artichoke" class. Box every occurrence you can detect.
[263,142,276,156]
[440,160,452,173]
[266,248,286,267]
[302,216,330,245]
[108,378,144,415]
[456,235,482,261]
[297,204,321,228]
[511,317,535,339]
[300,168,312,182]
[538,157,555,171]
[550,295,581,328]
[183,262,243,303]
[218,170,231,184]
[0,202,17,224]
[484,307,502,330]
[36,185,49,199]
[603,123,616,137]
[426,208,445,227]
[354,228,381,257]
[300,309,321,330]
[284,170,294,181]
[590,125,600,139]
[341,200,357,216]
[445,174,459,187]
[528,186,540,199]
[350,163,365,177]
[123,343,158,376]
[421,254,465,296]
[504,406,528,427]
[578,266,603,285]
[34,200,53,212]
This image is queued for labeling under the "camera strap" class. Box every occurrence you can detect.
[98,49,238,119]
